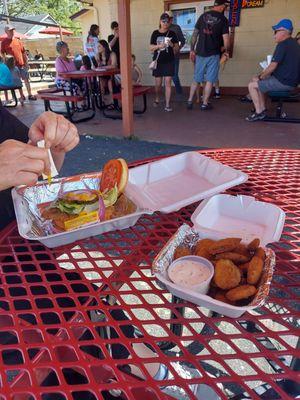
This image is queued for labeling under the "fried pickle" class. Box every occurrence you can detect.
[238,262,250,273]
[214,259,241,290]
[214,290,235,305]
[234,243,251,259]
[174,246,192,260]
[247,256,264,285]
[226,285,257,302]
[209,238,241,255]
[247,238,260,251]
[195,239,215,252]
[194,246,212,260]
[254,247,266,261]
[215,252,249,264]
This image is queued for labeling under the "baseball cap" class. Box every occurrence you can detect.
[272,19,293,32]
[165,10,173,18]
[214,0,230,6]
[4,24,15,31]
[160,13,171,21]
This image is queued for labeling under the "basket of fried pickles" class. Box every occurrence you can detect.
[153,224,275,318]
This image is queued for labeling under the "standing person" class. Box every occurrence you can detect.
[187,0,230,110]
[85,24,100,67]
[246,19,300,122]
[150,13,179,112]
[166,10,186,98]
[5,56,26,105]
[1,24,37,101]
[108,21,120,67]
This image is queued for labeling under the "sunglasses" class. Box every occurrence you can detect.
[161,19,169,23]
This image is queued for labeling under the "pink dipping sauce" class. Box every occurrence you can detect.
[168,260,211,288]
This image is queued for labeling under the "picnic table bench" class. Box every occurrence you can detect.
[103,85,151,119]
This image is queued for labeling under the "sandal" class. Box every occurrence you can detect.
[164,106,173,112]
[28,95,37,101]
[106,104,115,111]
[153,100,159,107]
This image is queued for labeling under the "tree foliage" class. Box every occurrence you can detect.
[1,0,82,30]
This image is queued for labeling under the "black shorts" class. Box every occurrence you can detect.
[153,62,175,77]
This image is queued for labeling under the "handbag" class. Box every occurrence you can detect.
[149,50,160,70]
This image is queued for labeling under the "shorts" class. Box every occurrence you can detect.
[258,75,294,93]
[56,79,83,95]
[18,66,29,80]
[194,55,220,83]
[153,62,175,77]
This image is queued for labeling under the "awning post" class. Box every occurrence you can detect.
[118,0,133,137]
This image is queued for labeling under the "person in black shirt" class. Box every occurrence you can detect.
[150,13,179,112]
[108,21,120,67]
[0,107,79,230]
[187,0,230,111]
[246,19,300,122]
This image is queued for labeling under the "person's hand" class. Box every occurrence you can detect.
[28,111,79,153]
[190,50,196,63]
[0,140,51,191]
[158,43,166,50]
[252,76,260,82]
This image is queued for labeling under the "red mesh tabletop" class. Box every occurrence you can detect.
[0,148,299,400]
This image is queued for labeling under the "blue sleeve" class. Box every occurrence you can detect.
[272,42,285,64]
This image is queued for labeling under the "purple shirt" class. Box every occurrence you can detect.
[55,57,76,81]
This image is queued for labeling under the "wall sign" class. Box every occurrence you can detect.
[229,0,243,27]
[242,0,265,8]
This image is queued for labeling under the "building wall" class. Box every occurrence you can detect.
[78,0,300,88]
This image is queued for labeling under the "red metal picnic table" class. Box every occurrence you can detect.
[0,148,299,400]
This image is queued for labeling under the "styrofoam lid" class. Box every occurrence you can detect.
[191,194,285,247]
[126,152,248,213]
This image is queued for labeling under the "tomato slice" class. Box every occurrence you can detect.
[100,159,123,193]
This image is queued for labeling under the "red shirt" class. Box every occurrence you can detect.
[1,38,25,67]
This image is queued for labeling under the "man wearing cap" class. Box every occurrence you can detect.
[1,24,36,101]
[165,10,186,98]
[187,0,230,111]
[246,19,300,122]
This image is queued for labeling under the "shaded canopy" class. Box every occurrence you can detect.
[39,27,73,35]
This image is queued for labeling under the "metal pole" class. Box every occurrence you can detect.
[2,0,9,23]
[118,0,133,137]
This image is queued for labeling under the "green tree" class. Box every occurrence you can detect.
[1,0,82,31]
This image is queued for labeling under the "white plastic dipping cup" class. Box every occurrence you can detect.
[168,255,214,294]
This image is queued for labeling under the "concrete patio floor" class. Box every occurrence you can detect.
[6,92,300,149]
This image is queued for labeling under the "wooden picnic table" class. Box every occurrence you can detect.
[60,67,120,111]
[0,148,299,399]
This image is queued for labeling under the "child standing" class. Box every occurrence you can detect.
[5,57,25,105]
[131,54,142,85]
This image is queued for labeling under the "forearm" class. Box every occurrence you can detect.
[150,44,160,52]
[259,62,277,79]
[190,29,199,52]
[109,36,118,47]
[222,34,230,52]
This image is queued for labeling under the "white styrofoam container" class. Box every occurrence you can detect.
[154,194,285,318]
[12,152,248,248]
[126,152,248,213]
[191,194,286,247]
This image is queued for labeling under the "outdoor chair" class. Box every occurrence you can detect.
[103,86,151,119]
[0,86,22,107]
[264,89,300,123]
[37,87,95,123]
